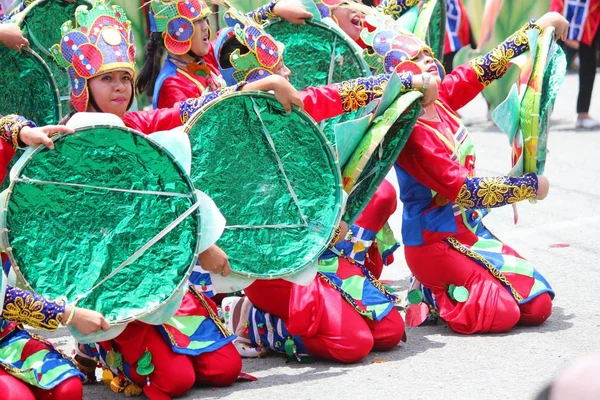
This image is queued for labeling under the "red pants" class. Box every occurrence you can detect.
[405,242,553,334]
[105,294,241,399]
[0,369,82,400]
[244,274,405,364]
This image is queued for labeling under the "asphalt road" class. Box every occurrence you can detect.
[45,71,599,400]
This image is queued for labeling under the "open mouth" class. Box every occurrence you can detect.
[350,14,362,30]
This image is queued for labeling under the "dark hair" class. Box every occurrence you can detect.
[136,32,165,97]
[218,36,249,70]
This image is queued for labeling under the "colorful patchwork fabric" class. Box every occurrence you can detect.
[377,0,420,20]
[376,223,401,266]
[455,173,538,210]
[247,0,280,25]
[157,287,234,356]
[469,20,541,88]
[179,82,244,123]
[247,305,307,356]
[2,285,65,331]
[0,325,83,389]
[335,73,392,112]
[188,261,215,298]
[0,114,35,151]
[328,224,380,264]
[317,257,398,321]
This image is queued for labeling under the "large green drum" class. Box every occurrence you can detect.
[0,125,201,341]
[185,91,343,279]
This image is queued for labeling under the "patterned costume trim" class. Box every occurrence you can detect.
[2,286,65,331]
[455,174,538,209]
[377,0,420,19]
[0,114,35,151]
[335,74,391,112]
[469,20,541,88]
[180,82,244,123]
[247,0,280,25]
[187,285,232,338]
[445,236,524,302]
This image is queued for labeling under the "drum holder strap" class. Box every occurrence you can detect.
[71,198,202,305]
[250,98,308,227]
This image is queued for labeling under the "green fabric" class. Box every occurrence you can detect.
[413,0,446,59]
[165,315,206,337]
[4,126,199,323]
[185,92,343,279]
[265,19,371,140]
[0,46,60,125]
[18,0,92,115]
[342,91,422,224]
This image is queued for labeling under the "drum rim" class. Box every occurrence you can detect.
[185,90,345,279]
[1,124,202,324]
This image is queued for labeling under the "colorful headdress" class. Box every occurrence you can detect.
[360,14,444,77]
[215,7,284,85]
[149,0,211,55]
[50,1,135,112]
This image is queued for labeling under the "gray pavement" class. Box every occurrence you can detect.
[53,71,599,399]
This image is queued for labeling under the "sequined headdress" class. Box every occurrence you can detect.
[149,0,211,55]
[215,7,284,85]
[360,14,444,77]
[50,0,135,112]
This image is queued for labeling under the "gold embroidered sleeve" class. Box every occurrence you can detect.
[454,173,538,209]
[0,114,35,150]
[336,73,393,112]
[468,19,542,87]
[378,0,420,20]
[247,0,280,25]
[2,285,66,331]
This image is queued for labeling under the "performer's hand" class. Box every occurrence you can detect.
[19,125,74,150]
[273,0,313,24]
[535,12,569,42]
[0,24,29,51]
[414,74,441,108]
[65,306,110,335]
[198,244,231,277]
[244,75,303,113]
[536,175,550,200]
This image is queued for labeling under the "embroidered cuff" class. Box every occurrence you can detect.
[180,82,245,124]
[2,285,66,331]
[0,114,36,150]
[378,0,420,20]
[247,0,280,25]
[336,74,391,112]
[455,173,538,209]
[468,20,541,87]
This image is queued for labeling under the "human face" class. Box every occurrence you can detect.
[190,17,211,57]
[412,48,440,77]
[87,70,133,117]
[332,7,364,41]
[273,61,291,81]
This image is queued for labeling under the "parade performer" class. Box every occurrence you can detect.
[391,12,568,334]
[0,115,110,400]
[214,11,415,363]
[136,0,312,109]
[48,1,304,398]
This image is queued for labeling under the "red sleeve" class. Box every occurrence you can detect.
[396,123,470,201]
[549,0,564,13]
[122,104,183,134]
[157,75,204,109]
[438,64,485,111]
[299,84,344,123]
[0,139,16,183]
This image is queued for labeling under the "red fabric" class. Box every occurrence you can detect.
[0,369,82,400]
[192,342,241,387]
[404,239,552,334]
[244,274,405,364]
[438,64,484,111]
[0,135,16,183]
[353,179,397,231]
[157,72,206,109]
[122,105,183,135]
[550,0,600,46]
[299,84,345,123]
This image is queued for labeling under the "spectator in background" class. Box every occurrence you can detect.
[443,0,476,73]
[550,0,600,129]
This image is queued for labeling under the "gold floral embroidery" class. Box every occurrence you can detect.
[508,183,536,203]
[477,177,510,207]
[338,81,369,112]
[3,295,60,330]
[455,184,475,209]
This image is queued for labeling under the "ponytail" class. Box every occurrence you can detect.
[136,32,165,97]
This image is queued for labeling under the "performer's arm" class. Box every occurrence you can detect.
[377,0,421,20]
[246,0,312,25]
[0,114,32,181]
[2,284,65,331]
[397,126,539,209]
[157,75,205,109]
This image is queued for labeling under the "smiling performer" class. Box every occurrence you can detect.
[390,12,569,334]
[136,0,312,109]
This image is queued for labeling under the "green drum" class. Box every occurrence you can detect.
[0,125,201,341]
[413,0,446,59]
[265,18,371,141]
[15,0,93,115]
[185,91,343,279]
[0,46,61,125]
[342,90,422,223]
